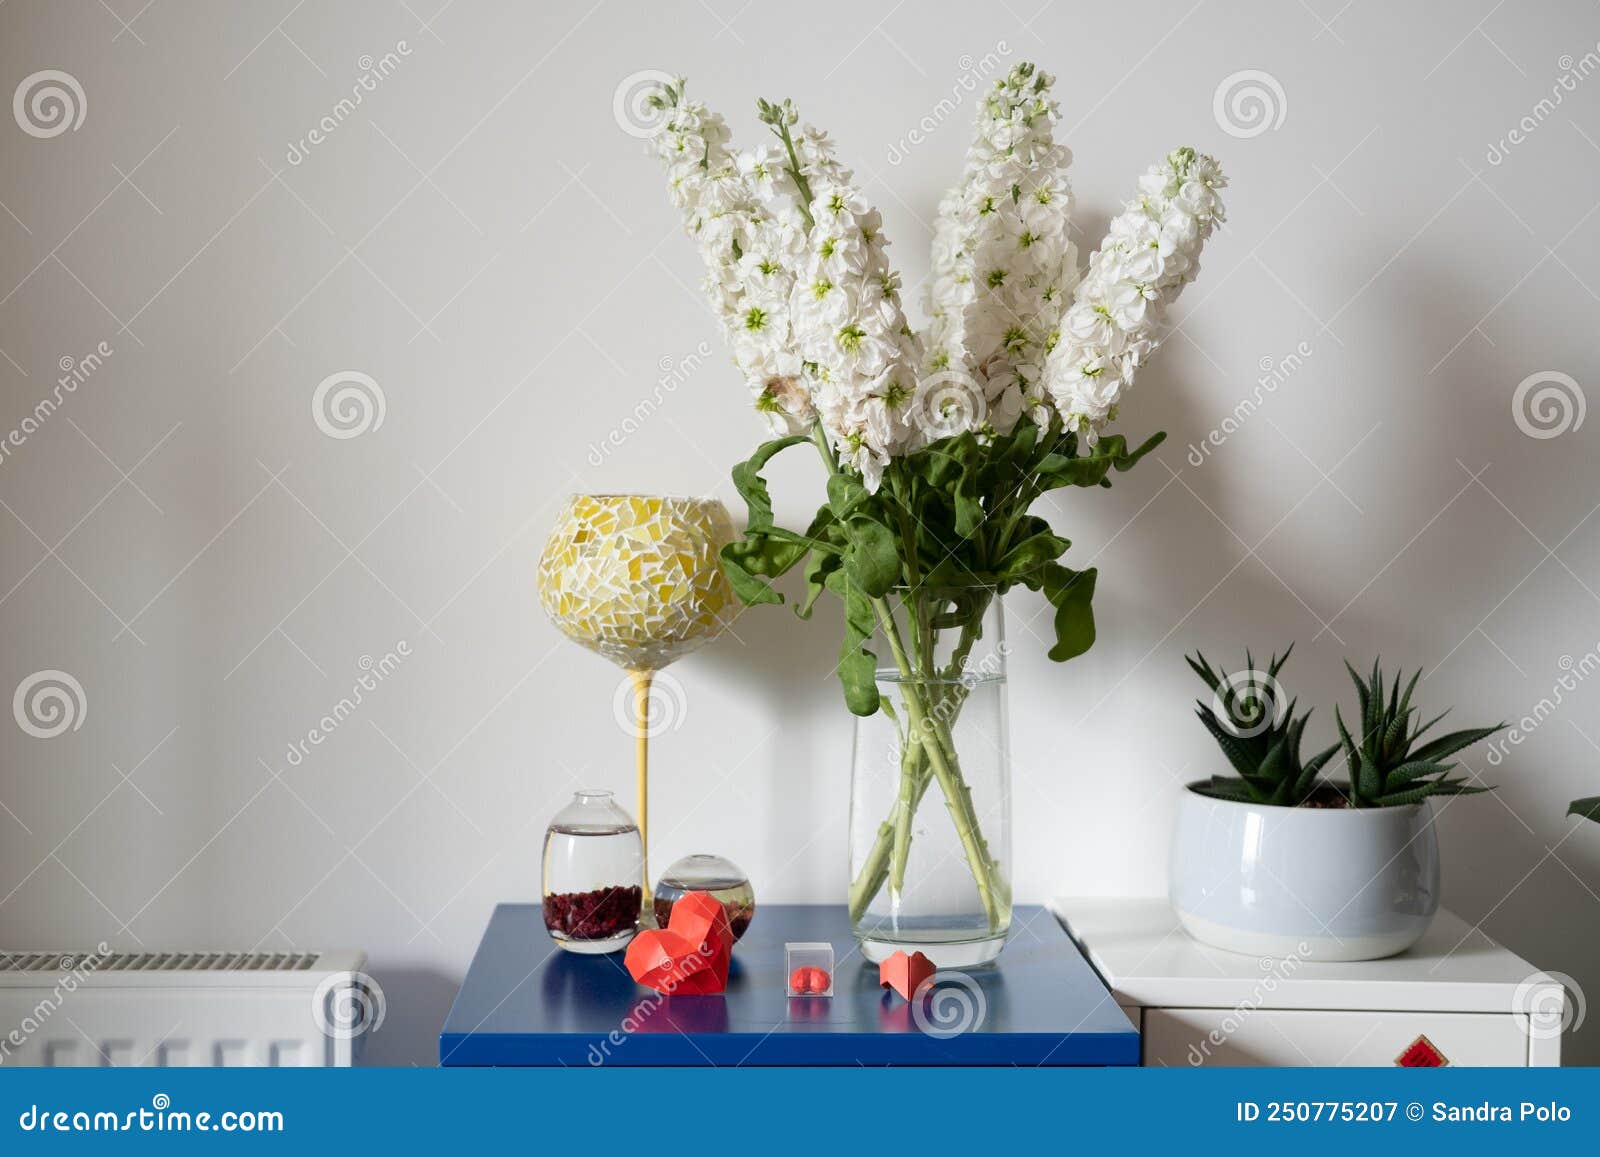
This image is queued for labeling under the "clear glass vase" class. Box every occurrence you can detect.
[848,585,1012,967]
[541,790,643,954]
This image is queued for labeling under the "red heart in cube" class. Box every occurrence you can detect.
[789,965,830,994]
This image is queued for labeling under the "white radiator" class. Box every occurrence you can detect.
[0,948,373,1067]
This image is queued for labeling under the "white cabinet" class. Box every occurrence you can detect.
[1145,1008,1535,1067]
[1056,898,1565,1067]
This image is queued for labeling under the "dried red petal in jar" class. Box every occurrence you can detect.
[542,885,642,940]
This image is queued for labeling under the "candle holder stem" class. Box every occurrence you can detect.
[629,668,654,907]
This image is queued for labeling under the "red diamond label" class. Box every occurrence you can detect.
[1396,1034,1449,1067]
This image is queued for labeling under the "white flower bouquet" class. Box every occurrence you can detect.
[640,63,1226,935]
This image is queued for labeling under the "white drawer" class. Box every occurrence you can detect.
[1144,1007,1536,1067]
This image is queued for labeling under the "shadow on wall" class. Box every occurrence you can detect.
[1447,809,1600,1066]
[1111,268,1600,1067]
[359,967,460,1067]
[692,555,851,888]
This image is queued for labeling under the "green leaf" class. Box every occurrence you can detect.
[1113,431,1167,473]
[825,470,872,523]
[1186,651,1223,694]
[796,547,837,618]
[1382,759,1452,788]
[1026,563,1097,662]
[836,576,880,716]
[1410,708,1451,744]
[730,434,808,534]
[1344,660,1371,734]
[1371,785,1442,807]
[1409,724,1505,764]
[719,533,808,606]
[1569,796,1600,823]
[1356,749,1380,801]
[843,516,899,598]
[1191,777,1257,804]
[994,522,1070,580]
[1264,645,1294,680]
[794,509,846,620]
[976,421,1039,496]
[1334,705,1357,761]
[1428,778,1491,796]
[1195,706,1261,778]
[1305,743,1338,777]
[1033,431,1167,493]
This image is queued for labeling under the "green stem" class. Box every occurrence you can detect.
[870,597,1004,931]
[848,821,894,922]
[849,594,1000,921]
[773,118,815,231]
[887,721,929,896]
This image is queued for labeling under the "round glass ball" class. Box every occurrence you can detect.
[653,854,755,941]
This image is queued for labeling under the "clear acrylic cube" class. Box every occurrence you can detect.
[785,941,834,996]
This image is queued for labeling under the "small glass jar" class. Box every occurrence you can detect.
[653,853,756,941]
[541,790,643,954]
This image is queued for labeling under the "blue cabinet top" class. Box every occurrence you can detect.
[439,904,1138,1066]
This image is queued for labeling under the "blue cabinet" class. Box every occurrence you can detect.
[440,903,1137,1066]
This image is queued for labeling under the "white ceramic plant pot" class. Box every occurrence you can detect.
[1168,785,1439,962]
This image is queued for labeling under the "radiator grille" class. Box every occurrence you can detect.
[0,951,322,973]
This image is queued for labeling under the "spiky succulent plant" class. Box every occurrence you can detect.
[1335,660,1505,807]
[1572,797,1600,824]
[1187,647,1337,806]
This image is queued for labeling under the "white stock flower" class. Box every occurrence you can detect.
[925,63,1079,437]
[640,71,1230,470]
[791,172,919,490]
[1043,146,1227,442]
[641,79,816,434]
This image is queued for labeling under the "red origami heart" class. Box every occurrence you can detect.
[624,890,733,995]
[879,949,936,1001]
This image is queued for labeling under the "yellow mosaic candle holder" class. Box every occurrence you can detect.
[537,494,737,904]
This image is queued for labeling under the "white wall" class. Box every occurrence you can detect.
[2,0,1598,1065]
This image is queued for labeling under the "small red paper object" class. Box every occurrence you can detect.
[624,890,733,995]
[789,966,830,994]
[878,950,936,1001]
